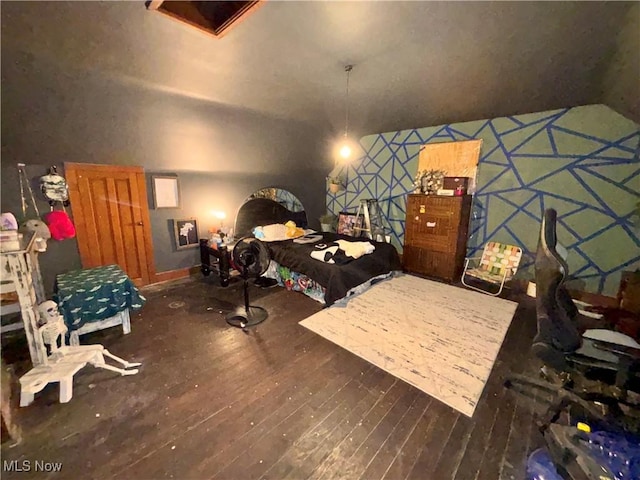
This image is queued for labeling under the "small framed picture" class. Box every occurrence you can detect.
[152,175,181,209]
[174,218,199,250]
[337,211,364,237]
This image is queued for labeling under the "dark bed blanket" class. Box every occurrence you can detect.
[266,233,402,305]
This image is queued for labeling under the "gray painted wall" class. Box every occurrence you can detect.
[1,7,330,293]
[601,2,640,123]
[1,1,633,140]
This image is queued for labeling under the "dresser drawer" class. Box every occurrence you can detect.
[406,200,457,219]
[405,211,457,252]
[403,246,457,281]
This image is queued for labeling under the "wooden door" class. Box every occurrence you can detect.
[65,163,155,286]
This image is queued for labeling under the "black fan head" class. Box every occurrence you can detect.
[232,237,270,277]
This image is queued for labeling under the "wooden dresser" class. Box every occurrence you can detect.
[403,194,472,282]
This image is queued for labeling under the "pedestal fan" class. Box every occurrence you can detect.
[226,237,271,329]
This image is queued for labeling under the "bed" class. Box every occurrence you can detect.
[200,197,402,305]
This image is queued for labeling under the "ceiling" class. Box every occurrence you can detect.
[1,1,636,140]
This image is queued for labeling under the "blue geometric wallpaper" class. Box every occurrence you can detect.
[326,105,639,295]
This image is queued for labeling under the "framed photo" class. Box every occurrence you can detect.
[337,211,364,237]
[152,175,181,209]
[174,218,199,250]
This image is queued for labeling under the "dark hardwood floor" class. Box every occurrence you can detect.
[1,275,552,480]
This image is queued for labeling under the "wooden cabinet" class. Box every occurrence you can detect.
[403,194,472,282]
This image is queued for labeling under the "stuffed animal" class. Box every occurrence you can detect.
[44,211,76,241]
[284,220,304,238]
[252,226,265,239]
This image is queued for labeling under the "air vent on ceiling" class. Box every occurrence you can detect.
[147,1,262,38]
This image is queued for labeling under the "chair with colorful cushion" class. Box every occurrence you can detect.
[461,241,523,296]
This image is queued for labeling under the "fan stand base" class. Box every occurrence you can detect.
[226,306,268,328]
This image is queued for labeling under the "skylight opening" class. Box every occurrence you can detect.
[147,1,262,38]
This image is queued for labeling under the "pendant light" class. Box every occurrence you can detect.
[339,65,354,159]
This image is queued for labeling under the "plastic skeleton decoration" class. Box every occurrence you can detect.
[37,300,141,375]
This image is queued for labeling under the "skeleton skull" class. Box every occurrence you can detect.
[37,300,61,325]
[37,300,67,351]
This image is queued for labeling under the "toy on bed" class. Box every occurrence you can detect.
[310,239,375,264]
[253,221,305,242]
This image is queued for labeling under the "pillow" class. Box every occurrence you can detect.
[254,223,305,242]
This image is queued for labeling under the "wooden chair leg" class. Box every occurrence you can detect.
[59,376,73,403]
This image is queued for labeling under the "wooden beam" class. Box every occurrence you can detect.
[146,0,164,11]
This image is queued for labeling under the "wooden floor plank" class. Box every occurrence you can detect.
[334,386,422,480]
[307,380,411,480]
[359,392,432,480]
[475,387,519,479]
[104,332,339,478]
[421,410,474,479]
[402,399,460,480]
[379,398,437,480]
[214,366,383,479]
[268,368,396,480]
[0,279,545,480]
[120,348,367,479]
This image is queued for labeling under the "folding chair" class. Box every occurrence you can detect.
[461,241,523,296]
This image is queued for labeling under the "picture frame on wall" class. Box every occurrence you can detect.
[174,218,199,250]
[152,175,181,209]
[337,211,364,237]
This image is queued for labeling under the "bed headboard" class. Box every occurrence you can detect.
[234,198,308,238]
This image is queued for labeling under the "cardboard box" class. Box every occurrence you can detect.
[443,177,470,195]
[443,177,470,190]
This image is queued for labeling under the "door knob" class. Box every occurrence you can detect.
[137,222,143,226]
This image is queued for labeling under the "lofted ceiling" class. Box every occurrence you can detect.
[1,1,637,142]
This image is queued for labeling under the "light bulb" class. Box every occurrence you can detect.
[339,144,351,159]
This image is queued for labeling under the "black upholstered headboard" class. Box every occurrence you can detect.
[234,198,308,238]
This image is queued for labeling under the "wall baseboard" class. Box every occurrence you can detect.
[153,265,200,284]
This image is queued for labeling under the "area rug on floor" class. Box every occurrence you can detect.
[299,274,518,417]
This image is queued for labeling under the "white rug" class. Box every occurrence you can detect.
[299,274,518,417]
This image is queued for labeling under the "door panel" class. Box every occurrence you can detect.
[66,163,155,286]
[114,177,140,280]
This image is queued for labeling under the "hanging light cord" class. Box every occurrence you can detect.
[344,65,353,138]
